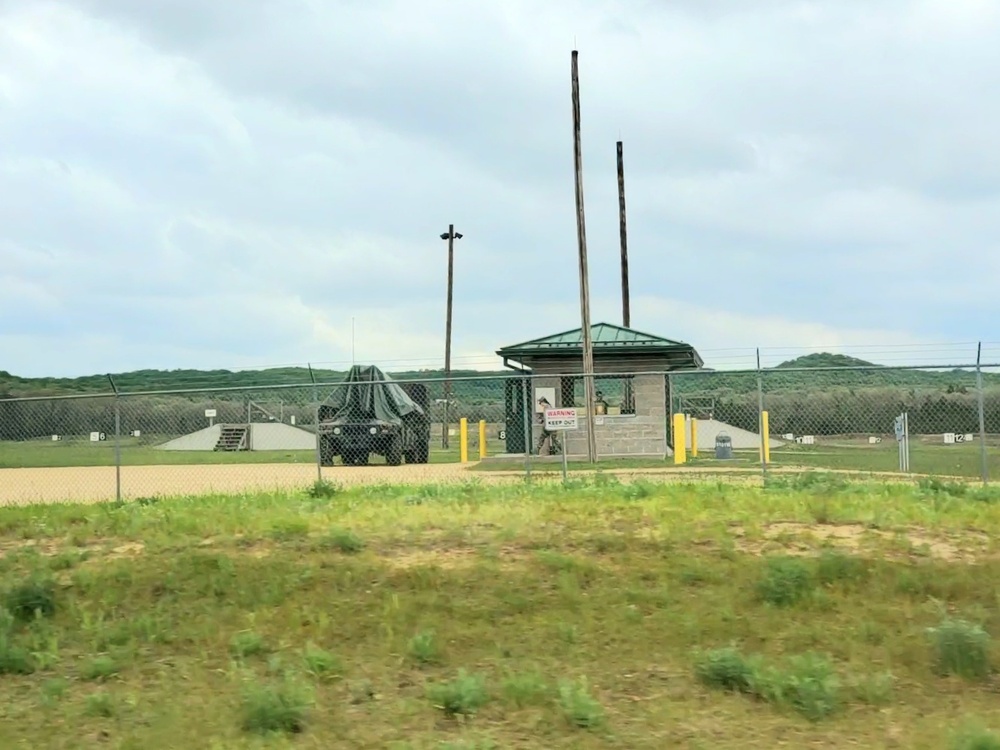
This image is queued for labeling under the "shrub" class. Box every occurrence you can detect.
[302,644,343,681]
[4,579,57,622]
[928,618,992,680]
[81,655,121,682]
[428,670,489,717]
[756,556,815,606]
[316,529,365,554]
[952,723,1000,750]
[240,680,312,735]
[407,630,440,666]
[557,677,604,729]
[753,653,841,722]
[307,480,340,499]
[816,550,869,586]
[230,631,269,659]
[694,647,758,693]
[501,670,549,707]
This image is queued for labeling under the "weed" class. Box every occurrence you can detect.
[928,618,992,680]
[316,528,365,554]
[307,480,340,499]
[501,669,549,707]
[39,678,68,708]
[81,655,121,681]
[816,550,869,586]
[428,670,489,717]
[694,647,758,693]
[407,630,441,666]
[919,478,969,497]
[240,680,311,735]
[83,691,116,718]
[4,578,56,622]
[849,671,895,705]
[230,630,269,659]
[268,518,311,541]
[753,653,841,722]
[756,556,815,606]
[557,677,604,729]
[302,644,343,681]
[951,723,1000,750]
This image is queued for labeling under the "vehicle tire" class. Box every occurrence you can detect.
[386,435,403,466]
[319,436,336,466]
[413,441,430,464]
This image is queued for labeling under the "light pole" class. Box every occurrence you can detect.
[440,224,463,449]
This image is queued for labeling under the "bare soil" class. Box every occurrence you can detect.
[0,463,483,506]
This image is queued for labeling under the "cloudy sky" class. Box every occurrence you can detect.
[2,0,999,377]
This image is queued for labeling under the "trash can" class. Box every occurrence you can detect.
[715,433,733,460]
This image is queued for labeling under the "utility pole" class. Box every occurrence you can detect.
[440,224,463,450]
[617,140,630,328]
[571,49,597,463]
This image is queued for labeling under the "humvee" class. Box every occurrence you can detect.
[317,365,430,466]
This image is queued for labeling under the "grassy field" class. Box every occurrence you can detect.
[475,441,999,480]
[3,475,1000,747]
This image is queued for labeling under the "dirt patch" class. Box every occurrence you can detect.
[731,521,992,562]
[0,463,493,506]
[106,541,146,560]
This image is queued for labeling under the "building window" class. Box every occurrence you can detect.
[560,375,636,415]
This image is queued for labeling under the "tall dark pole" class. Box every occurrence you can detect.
[441,225,462,450]
[617,140,630,328]
[571,50,598,463]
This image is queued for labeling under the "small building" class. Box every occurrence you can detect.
[495,322,703,458]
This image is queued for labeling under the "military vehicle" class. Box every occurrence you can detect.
[317,365,431,466]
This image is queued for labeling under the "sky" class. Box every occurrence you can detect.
[1,0,999,377]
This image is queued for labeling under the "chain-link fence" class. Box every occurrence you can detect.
[0,364,997,505]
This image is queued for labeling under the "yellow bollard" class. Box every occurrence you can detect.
[673,413,687,465]
[459,418,468,463]
[478,420,487,459]
[761,410,770,464]
[691,417,698,458]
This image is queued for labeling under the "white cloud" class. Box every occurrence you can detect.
[0,0,998,379]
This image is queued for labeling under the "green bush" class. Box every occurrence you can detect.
[316,529,365,554]
[694,647,758,693]
[928,618,992,680]
[240,680,312,735]
[407,630,441,666]
[4,579,57,622]
[557,677,604,729]
[756,556,815,606]
[951,723,1000,750]
[427,670,489,717]
[753,653,841,722]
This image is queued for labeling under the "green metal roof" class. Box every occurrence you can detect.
[497,322,703,366]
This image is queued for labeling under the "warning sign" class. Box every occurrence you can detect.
[544,408,578,431]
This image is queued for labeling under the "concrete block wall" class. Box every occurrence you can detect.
[535,373,668,458]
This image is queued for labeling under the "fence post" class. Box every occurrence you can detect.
[977,342,989,485]
[672,413,686,465]
[107,375,122,504]
[522,374,532,480]
[757,349,768,480]
[308,364,322,483]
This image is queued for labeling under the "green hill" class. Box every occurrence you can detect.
[1,352,996,400]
